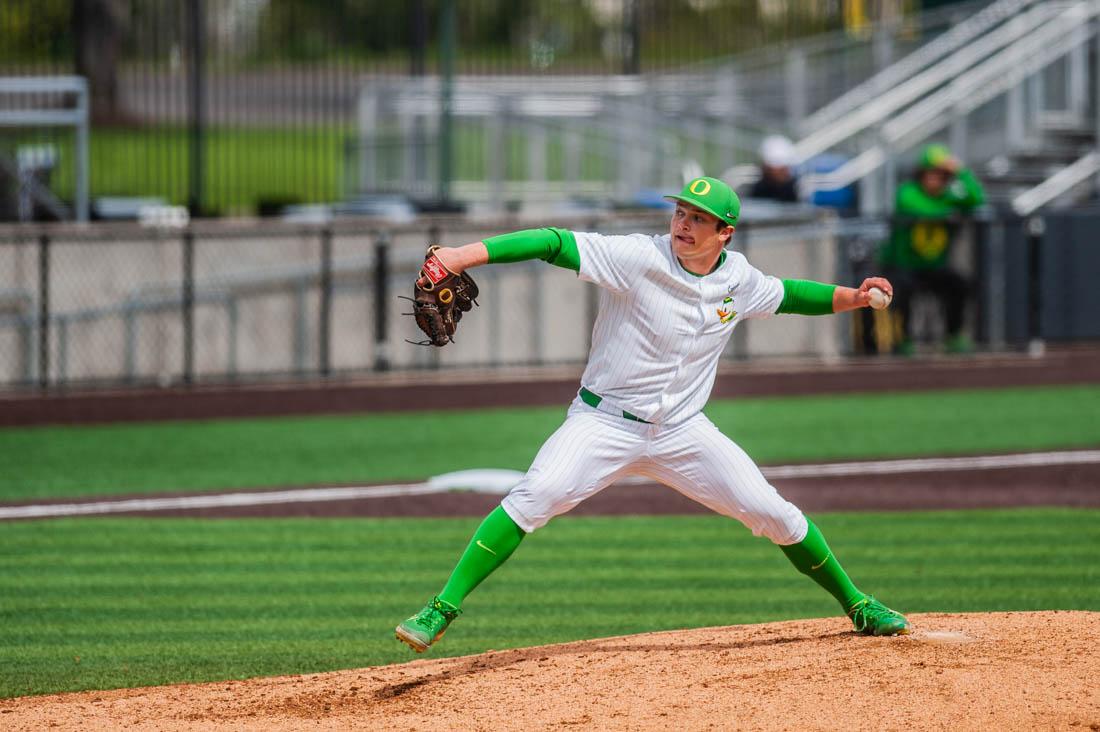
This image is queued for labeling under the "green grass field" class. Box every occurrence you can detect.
[3,382,1098,699]
[2,508,1098,698]
[4,384,1099,501]
[18,121,739,215]
[43,126,352,216]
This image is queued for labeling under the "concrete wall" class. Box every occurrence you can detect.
[0,210,840,387]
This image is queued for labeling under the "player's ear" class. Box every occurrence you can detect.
[721,225,735,243]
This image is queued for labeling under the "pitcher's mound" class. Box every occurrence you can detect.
[4,611,1098,731]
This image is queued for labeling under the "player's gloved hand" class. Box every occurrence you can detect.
[409,245,479,347]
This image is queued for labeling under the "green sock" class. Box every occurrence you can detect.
[779,519,864,612]
[437,505,526,608]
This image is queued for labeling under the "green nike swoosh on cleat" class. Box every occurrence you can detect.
[476,540,497,555]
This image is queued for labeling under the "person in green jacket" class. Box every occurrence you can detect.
[881,143,985,354]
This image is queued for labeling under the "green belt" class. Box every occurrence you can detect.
[579,387,651,424]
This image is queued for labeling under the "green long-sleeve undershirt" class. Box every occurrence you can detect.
[776,279,836,315]
[483,228,581,270]
[482,228,837,315]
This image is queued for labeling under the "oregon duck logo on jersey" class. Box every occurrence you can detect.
[717,296,737,324]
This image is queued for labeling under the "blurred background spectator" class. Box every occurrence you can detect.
[879,144,986,355]
[750,135,799,203]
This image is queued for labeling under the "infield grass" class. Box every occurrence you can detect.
[1,508,1098,698]
[3,384,1100,501]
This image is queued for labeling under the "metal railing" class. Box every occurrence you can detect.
[800,0,1100,210]
[4,204,1091,392]
[356,77,769,208]
[795,1,1063,165]
[1013,151,1100,215]
[0,209,855,390]
[799,0,1038,135]
[679,0,993,130]
[0,76,89,221]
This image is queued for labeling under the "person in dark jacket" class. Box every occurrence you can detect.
[749,135,799,203]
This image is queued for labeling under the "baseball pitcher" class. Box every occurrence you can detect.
[397,177,908,653]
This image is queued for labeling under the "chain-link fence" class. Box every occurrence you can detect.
[0,209,841,390]
[6,202,1090,393]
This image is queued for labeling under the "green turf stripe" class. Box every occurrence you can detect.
[1,509,1098,697]
[3,384,1099,500]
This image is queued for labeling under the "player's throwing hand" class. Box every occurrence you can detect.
[855,277,893,309]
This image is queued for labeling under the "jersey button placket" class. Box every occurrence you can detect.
[663,281,705,417]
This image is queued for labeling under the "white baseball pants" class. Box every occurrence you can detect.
[500,397,808,545]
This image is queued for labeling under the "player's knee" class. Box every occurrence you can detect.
[499,497,541,533]
[501,478,575,533]
[500,494,545,533]
[748,506,808,546]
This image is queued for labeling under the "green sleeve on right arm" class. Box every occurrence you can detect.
[483,228,580,271]
[777,279,837,315]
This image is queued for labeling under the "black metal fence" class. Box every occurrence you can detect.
[3,205,1091,393]
[0,0,978,218]
[0,219,402,390]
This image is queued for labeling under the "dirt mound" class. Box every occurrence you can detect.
[3,612,1097,731]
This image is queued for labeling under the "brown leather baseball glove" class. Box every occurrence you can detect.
[411,246,479,347]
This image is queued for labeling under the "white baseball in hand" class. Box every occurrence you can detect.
[868,286,891,310]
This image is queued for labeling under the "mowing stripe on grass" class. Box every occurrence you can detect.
[3,449,1097,520]
[6,384,1100,501]
[1,509,1098,698]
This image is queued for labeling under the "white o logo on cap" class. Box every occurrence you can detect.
[689,179,711,195]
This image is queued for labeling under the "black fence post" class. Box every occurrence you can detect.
[1026,216,1044,352]
[624,0,641,75]
[438,0,456,205]
[37,233,50,391]
[373,233,390,371]
[187,0,205,217]
[182,229,195,385]
[319,226,333,377]
[410,0,427,77]
[971,216,987,346]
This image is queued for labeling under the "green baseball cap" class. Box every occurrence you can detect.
[664,176,740,227]
[919,143,954,170]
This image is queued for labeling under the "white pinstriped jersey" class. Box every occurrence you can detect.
[574,231,784,425]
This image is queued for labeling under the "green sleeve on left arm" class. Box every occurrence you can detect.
[777,279,836,315]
